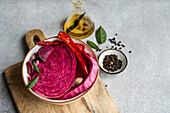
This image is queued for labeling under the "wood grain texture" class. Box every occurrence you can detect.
[5,62,119,113]
[25,29,46,49]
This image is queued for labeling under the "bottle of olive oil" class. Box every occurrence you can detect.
[64,0,94,39]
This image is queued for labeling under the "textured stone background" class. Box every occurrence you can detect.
[0,0,170,113]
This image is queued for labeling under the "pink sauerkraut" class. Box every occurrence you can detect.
[30,45,77,98]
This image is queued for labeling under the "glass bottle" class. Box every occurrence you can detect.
[64,0,95,39]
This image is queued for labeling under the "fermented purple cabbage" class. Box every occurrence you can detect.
[26,43,98,99]
[58,51,99,99]
[31,46,77,98]
[26,60,34,74]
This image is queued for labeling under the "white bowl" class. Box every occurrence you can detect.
[98,49,127,74]
[22,37,99,105]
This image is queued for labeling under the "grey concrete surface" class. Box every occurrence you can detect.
[0,0,170,113]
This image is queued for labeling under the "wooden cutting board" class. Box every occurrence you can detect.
[5,29,119,113]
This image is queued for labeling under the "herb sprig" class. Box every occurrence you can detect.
[27,61,40,89]
[87,40,101,51]
[27,76,39,89]
[86,26,107,51]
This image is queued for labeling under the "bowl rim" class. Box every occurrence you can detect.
[22,37,99,104]
[98,49,128,74]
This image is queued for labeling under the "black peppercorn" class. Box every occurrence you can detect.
[103,54,123,72]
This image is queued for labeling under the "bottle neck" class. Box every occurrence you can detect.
[73,3,85,14]
[71,0,86,9]
[73,2,84,9]
[73,2,81,7]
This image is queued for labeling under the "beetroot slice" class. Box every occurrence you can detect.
[38,45,54,62]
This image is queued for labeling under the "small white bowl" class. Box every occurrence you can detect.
[98,49,127,74]
[22,37,99,105]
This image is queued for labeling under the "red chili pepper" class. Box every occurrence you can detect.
[36,40,65,46]
[58,32,88,76]
[76,43,85,52]
[37,41,85,52]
